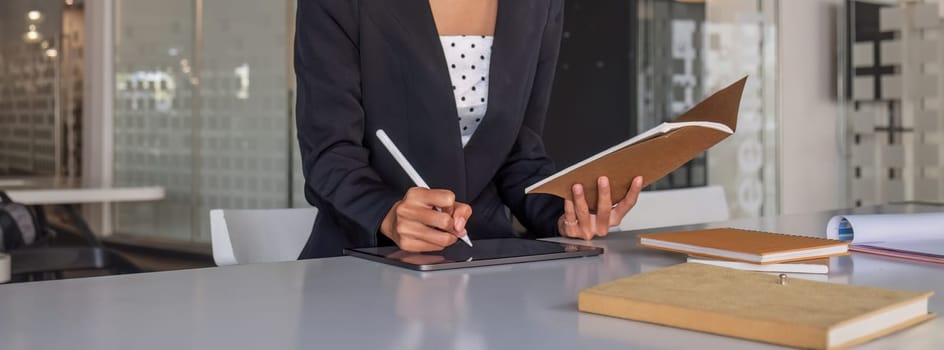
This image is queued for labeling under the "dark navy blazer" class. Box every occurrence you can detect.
[295,0,565,258]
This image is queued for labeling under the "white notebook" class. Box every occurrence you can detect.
[686,256,829,274]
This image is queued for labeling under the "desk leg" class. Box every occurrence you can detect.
[63,204,103,247]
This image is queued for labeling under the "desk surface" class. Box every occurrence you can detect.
[1,204,943,350]
[2,177,165,205]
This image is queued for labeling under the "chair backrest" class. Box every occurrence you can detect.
[210,207,318,266]
[616,185,729,231]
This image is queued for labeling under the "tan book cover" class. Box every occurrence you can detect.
[526,77,747,210]
[578,263,935,349]
[639,228,850,264]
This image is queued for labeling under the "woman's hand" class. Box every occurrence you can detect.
[558,176,643,240]
[380,187,473,252]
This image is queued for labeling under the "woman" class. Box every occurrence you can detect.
[295,0,643,258]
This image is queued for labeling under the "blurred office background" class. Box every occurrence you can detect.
[1,0,942,268]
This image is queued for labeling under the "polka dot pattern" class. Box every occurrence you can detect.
[440,35,493,147]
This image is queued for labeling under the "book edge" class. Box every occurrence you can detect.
[639,229,850,258]
[829,292,935,329]
[637,242,849,264]
[827,313,935,350]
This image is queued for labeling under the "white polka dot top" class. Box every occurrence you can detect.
[440,35,493,147]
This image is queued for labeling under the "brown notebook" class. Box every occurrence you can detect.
[525,77,747,210]
[578,263,934,349]
[638,228,850,264]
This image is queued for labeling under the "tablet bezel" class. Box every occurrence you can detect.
[344,238,604,271]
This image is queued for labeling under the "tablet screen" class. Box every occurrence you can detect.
[347,238,602,270]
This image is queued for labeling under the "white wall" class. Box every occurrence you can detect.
[778,0,847,214]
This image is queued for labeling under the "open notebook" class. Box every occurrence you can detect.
[525,77,747,210]
[827,213,944,263]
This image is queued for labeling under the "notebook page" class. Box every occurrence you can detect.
[859,240,944,257]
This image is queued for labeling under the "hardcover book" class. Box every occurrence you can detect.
[578,263,934,349]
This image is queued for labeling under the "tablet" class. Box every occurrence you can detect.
[344,238,603,271]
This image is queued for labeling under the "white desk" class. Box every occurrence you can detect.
[0,204,942,349]
[5,187,165,205]
[0,179,28,187]
[2,178,165,252]
[2,177,165,205]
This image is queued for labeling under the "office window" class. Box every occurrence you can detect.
[845,1,944,206]
[637,0,780,218]
[0,1,70,176]
[113,0,300,242]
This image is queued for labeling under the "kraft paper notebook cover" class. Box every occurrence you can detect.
[638,228,850,264]
[525,77,747,210]
[578,263,935,350]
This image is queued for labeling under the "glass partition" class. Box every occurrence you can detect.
[113,0,298,242]
[0,1,66,176]
[845,0,944,206]
[637,0,780,218]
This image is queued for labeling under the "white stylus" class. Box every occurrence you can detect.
[376,129,473,247]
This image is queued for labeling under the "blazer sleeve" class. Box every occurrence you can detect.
[494,0,565,238]
[294,0,401,246]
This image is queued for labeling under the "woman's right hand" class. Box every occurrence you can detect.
[380,187,472,252]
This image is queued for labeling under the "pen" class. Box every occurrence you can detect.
[375,129,473,247]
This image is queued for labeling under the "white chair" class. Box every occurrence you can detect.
[209,207,318,266]
[616,185,729,231]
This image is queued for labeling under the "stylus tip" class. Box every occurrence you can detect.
[460,235,473,247]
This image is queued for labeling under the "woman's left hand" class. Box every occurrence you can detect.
[558,176,643,240]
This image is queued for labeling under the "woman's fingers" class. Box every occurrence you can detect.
[389,187,472,252]
[397,236,448,253]
[572,184,594,239]
[595,176,612,236]
[560,199,578,238]
[405,187,457,209]
[612,176,643,220]
[563,199,578,227]
[396,202,455,233]
[452,202,472,236]
[397,220,458,248]
[559,177,645,241]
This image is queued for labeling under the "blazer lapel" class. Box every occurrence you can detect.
[381,0,468,200]
[462,1,546,200]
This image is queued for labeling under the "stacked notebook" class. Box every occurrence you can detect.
[578,263,934,349]
[639,228,850,276]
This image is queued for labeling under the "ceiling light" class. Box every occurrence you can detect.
[23,25,43,43]
[27,11,42,22]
